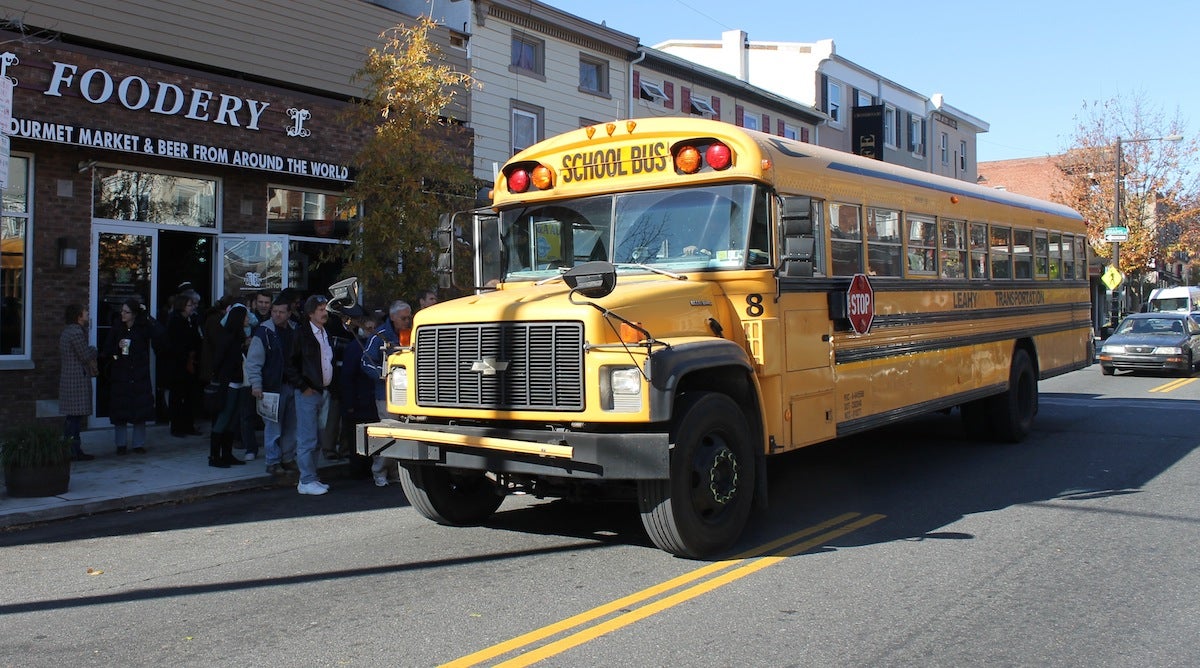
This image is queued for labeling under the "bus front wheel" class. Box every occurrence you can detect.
[398,464,504,526]
[638,392,755,558]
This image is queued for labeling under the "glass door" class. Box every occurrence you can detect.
[217,235,287,303]
[93,227,157,419]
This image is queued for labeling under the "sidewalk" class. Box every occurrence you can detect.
[0,423,354,529]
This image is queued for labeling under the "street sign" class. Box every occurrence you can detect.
[1104,226,1129,242]
[846,273,874,335]
[1101,265,1124,290]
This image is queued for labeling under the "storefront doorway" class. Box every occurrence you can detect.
[92,224,215,419]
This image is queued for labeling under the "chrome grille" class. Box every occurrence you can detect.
[415,322,585,411]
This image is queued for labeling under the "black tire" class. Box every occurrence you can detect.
[398,464,504,526]
[988,348,1037,443]
[637,392,755,558]
[1100,364,1115,376]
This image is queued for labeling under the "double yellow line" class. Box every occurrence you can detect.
[441,511,886,668]
[1150,377,1197,393]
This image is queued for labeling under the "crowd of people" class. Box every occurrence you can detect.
[57,281,438,496]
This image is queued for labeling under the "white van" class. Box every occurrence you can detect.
[1146,286,1200,313]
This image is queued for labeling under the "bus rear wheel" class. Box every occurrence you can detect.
[398,464,504,526]
[638,392,755,558]
[988,348,1037,443]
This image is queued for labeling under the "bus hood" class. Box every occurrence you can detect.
[420,275,729,341]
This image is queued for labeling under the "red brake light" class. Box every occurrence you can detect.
[705,142,732,170]
[507,169,530,193]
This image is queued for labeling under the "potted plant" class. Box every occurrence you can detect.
[1,422,72,497]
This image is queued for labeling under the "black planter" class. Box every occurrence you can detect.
[4,461,71,497]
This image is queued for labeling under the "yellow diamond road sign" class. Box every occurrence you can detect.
[1101,265,1124,290]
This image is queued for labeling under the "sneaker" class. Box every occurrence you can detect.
[314,480,330,490]
[280,460,299,471]
[297,481,328,495]
[266,463,284,476]
[373,471,389,487]
[243,452,256,461]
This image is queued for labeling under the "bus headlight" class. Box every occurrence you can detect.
[389,367,408,406]
[601,366,642,412]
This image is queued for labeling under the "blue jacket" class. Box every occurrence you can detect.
[340,334,379,423]
[362,319,400,401]
[244,319,294,393]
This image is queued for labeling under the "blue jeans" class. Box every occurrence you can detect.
[294,388,328,484]
[264,383,297,466]
[112,421,146,449]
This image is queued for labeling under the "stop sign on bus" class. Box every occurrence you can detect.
[847,273,874,335]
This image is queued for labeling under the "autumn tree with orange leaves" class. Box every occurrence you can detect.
[330,18,477,304]
[1055,93,1199,302]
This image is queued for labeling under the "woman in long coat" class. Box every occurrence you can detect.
[100,298,160,454]
[59,303,97,461]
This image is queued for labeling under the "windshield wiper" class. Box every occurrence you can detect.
[613,263,688,280]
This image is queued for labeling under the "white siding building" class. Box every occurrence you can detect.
[655,30,988,182]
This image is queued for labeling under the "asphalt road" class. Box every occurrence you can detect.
[2,365,1198,667]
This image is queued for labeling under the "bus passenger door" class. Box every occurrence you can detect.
[778,195,836,450]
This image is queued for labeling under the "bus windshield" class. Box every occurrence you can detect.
[497,184,770,282]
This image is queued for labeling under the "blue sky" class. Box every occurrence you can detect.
[548,0,1197,163]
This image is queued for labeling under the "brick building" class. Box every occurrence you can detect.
[0,1,469,426]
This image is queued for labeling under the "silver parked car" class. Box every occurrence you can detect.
[1098,312,1200,376]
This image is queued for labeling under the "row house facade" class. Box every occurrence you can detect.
[0,0,470,425]
[632,48,825,141]
[654,30,988,182]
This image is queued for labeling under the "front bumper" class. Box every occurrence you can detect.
[356,420,670,480]
[1098,353,1190,372]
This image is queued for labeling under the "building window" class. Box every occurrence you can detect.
[909,116,924,155]
[960,140,968,170]
[742,113,759,131]
[93,167,217,227]
[579,55,608,96]
[511,103,543,155]
[638,79,668,105]
[827,80,842,125]
[856,90,873,107]
[884,105,897,147]
[690,96,717,117]
[1,155,30,358]
[510,32,544,77]
[782,124,799,140]
[266,187,355,238]
[941,133,950,165]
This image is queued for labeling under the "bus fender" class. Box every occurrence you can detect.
[646,339,755,423]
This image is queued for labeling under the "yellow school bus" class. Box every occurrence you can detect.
[356,117,1091,558]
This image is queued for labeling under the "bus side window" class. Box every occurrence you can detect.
[829,202,862,276]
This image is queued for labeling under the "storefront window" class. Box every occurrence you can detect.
[266,187,356,238]
[1,156,31,358]
[93,167,217,227]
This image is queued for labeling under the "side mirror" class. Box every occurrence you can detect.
[327,276,359,316]
[563,261,616,299]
